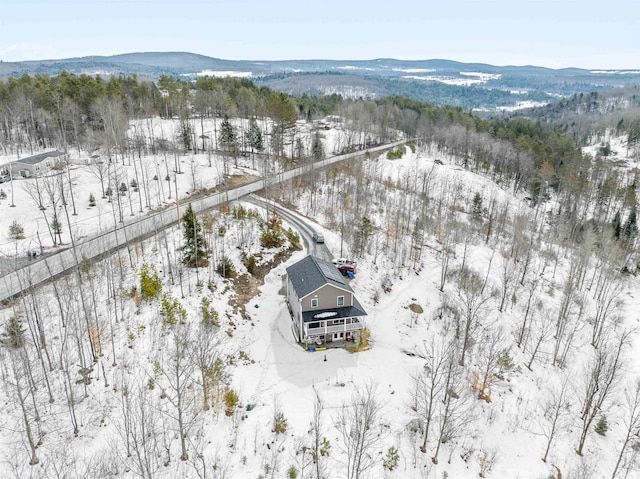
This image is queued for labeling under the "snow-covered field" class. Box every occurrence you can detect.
[1,123,639,478]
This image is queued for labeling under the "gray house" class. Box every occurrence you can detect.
[5,150,66,177]
[286,255,367,347]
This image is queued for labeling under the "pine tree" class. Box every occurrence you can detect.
[220,115,237,152]
[8,220,25,241]
[312,131,325,161]
[182,203,209,266]
[622,208,638,240]
[612,210,622,239]
[1,316,26,350]
[356,215,373,256]
[248,118,263,153]
[472,192,483,221]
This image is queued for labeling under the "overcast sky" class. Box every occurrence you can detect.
[1,0,638,69]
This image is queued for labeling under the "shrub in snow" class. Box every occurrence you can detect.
[0,189,6,199]
[216,256,235,278]
[200,297,220,327]
[595,415,608,436]
[273,411,288,434]
[224,389,239,416]
[386,145,406,159]
[139,262,162,301]
[160,293,187,326]
[285,227,301,250]
[287,466,298,478]
[383,446,399,471]
[260,210,285,248]
[89,193,96,207]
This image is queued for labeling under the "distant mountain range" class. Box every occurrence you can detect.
[2,52,639,110]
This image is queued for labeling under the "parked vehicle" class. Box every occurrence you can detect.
[338,263,356,276]
[333,257,356,267]
[312,232,324,243]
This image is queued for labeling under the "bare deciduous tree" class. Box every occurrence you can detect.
[335,383,382,479]
[610,379,640,479]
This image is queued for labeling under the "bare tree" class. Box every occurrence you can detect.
[411,334,455,454]
[335,383,382,479]
[610,379,640,479]
[431,354,473,464]
[576,331,628,456]
[540,375,571,463]
[474,328,508,401]
[189,321,225,412]
[310,387,329,479]
[450,267,495,366]
[160,323,197,461]
[0,316,40,465]
[112,378,162,479]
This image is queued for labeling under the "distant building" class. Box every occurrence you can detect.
[285,255,367,348]
[1,150,67,178]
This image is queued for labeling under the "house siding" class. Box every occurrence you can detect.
[301,284,352,311]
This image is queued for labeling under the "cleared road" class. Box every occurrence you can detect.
[244,194,332,261]
[1,140,405,303]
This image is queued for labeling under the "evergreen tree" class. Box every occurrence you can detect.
[622,208,638,240]
[312,131,325,161]
[182,203,209,266]
[356,215,373,256]
[472,192,483,221]
[8,220,25,241]
[220,114,238,169]
[220,115,237,153]
[1,316,26,350]
[612,210,622,239]
[247,118,263,153]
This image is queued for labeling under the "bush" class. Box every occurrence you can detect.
[160,293,187,326]
[285,227,301,250]
[273,411,288,434]
[260,229,284,248]
[216,256,235,278]
[201,297,220,327]
[383,446,399,471]
[0,189,6,200]
[595,415,608,436]
[287,466,298,479]
[89,193,96,207]
[139,263,162,301]
[224,389,239,416]
[386,145,406,160]
[243,254,257,274]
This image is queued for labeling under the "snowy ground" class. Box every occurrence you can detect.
[0,117,353,258]
[1,128,639,478]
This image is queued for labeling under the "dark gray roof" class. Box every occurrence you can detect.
[286,255,353,299]
[301,297,367,323]
[15,150,64,165]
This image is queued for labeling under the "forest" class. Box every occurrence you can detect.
[0,71,639,478]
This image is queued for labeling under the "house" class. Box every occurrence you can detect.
[285,255,367,347]
[3,150,66,178]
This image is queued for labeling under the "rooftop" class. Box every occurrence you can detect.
[14,150,64,165]
[286,255,353,299]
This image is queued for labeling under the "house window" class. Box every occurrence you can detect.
[337,295,344,306]
[311,298,318,308]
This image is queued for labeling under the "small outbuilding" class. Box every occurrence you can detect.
[2,150,67,178]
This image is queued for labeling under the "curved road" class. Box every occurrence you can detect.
[1,140,405,303]
[244,194,332,261]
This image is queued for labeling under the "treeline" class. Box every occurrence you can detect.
[514,85,640,145]
[2,71,634,216]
